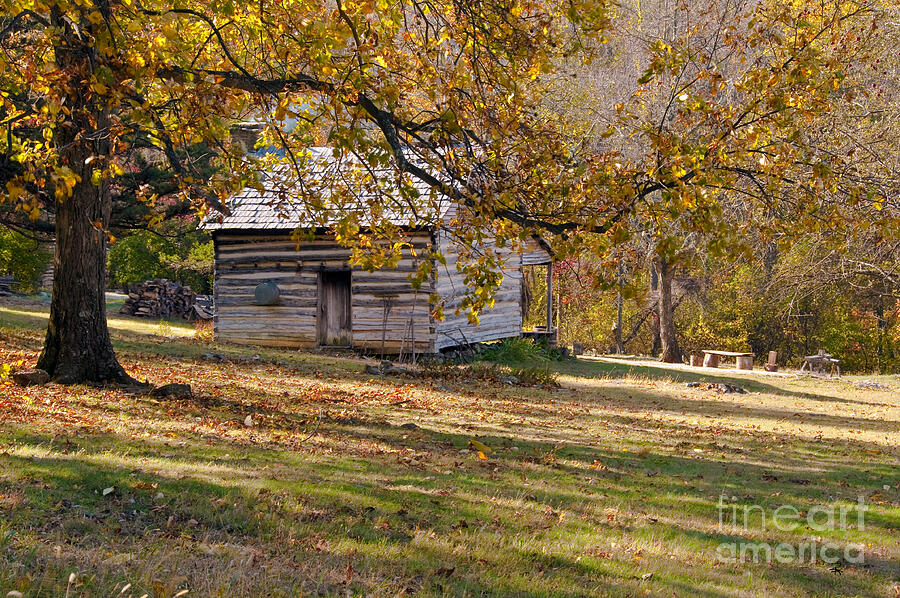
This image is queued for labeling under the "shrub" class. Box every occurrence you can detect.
[107,230,166,287]
[160,240,214,293]
[464,361,506,381]
[477,338,550,365]
[0,227,51,293]
[108,229,213,293]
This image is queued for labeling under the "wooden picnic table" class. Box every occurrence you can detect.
[800,351,841,377]
[702,350,754,370]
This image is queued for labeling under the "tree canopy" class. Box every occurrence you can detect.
[0,0,897,380]
[0,0,613,381]
[539,0,900,360]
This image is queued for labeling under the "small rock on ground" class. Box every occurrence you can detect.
[685,381,745,394]
[12,369,50,387]
[364,361,414,376]
[855,380,892,391]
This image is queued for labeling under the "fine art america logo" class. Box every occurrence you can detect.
[715,494,867,565]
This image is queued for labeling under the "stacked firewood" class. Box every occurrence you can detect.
[0,275,16,297]
[120,279,210,319]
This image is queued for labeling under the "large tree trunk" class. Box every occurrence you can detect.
[37,178,132,383]
[654,255,681,363]
[36,9,133,385]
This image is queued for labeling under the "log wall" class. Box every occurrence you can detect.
[213,232,435,352]
[433,232,528,350]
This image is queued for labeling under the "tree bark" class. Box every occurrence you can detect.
[653,255,681,363]
[650,258,661,355]
[615,254,624,353]
[36,8,134,384]
[37,175,132,383]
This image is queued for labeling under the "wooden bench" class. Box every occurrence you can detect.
[800,350,841,377]
[701,350,754,370]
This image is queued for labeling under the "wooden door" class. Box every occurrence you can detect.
[317,270,352,346]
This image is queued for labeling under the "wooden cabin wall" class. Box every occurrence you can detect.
[433,232,526,350]
[520,237,553,266]
[213,232,435,352]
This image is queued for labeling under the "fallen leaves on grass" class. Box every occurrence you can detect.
[467,439,493,453]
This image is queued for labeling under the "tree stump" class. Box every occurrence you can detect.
[703,353,719,368]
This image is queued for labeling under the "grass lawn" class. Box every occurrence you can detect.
[1,297,898,597]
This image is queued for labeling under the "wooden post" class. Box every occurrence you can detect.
[545,263,553,334]
[554,268,560,348]
[379,295,395,360]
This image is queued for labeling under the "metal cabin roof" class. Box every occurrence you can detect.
[203,147,452,231]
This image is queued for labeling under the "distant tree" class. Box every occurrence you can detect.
[0,226,51,292]
[107,228,213,294]
[546,0,899,361]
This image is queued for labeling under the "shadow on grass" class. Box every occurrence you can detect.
[0,433,638,597]
[0,422,894,598]
[1,301,896,596]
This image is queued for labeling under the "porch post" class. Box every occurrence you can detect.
[545,263,553,337]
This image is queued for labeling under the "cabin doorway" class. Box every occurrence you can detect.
[317,270,352,347]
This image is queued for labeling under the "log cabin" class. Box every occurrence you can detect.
[203,149,554,354]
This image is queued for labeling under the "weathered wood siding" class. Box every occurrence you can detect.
[520,237,553,266]
[433,232,526,350]
[213,232,435,352]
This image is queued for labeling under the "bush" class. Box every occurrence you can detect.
[477,337,550,365]
[466,361,506,381]
[107,230,168,287]
[0,227,51,293]
[108,229,213,293]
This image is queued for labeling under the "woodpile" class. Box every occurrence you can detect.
[0,275,16,297]
[119,279,212,320]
